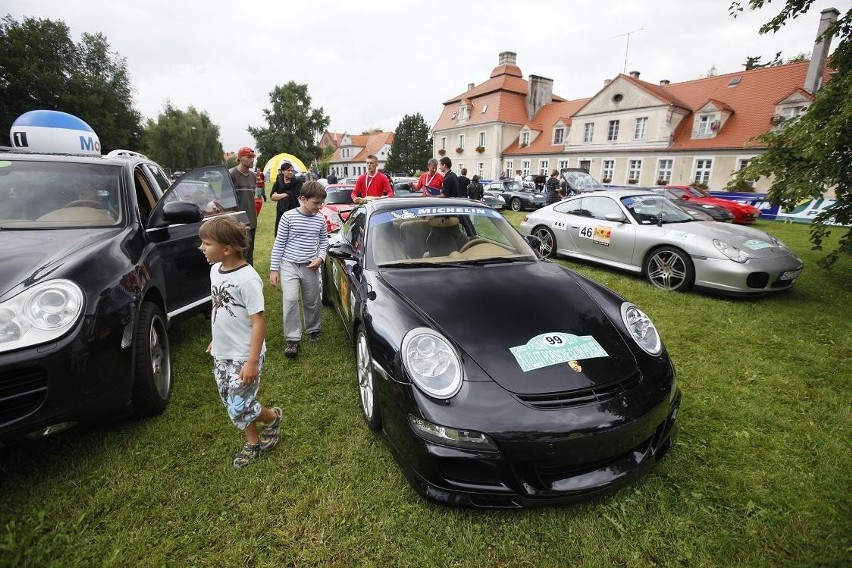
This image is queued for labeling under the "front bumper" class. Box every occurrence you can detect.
[693,254,803,294]
[382,364,680,508]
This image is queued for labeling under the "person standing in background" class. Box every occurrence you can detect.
[457,168,471,198]
[270,161,302,236]
[228,147,259,265]
[438,157,459,198]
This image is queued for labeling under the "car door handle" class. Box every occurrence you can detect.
[570,224,579,229]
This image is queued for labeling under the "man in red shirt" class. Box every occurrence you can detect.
[410,158,443,196]
[351,155,394,204]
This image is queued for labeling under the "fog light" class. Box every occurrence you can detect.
[408,415,497,451]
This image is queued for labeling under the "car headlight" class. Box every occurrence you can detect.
[408,415,497,451]
[401,327,463,399]
[713,239,750,263]
[620,303,662,356]
[0,279,84,353]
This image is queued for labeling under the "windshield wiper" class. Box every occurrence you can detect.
[378,261,464,268]
[458,257,527,266]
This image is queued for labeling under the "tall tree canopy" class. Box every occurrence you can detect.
[0,15,142,150]
[141,103,224,171]
[385,113,433,175]
[248,82,329,168]
[730,2,852,267]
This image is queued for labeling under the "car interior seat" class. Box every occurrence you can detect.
[398,219,431,258]
[425,216,465,257]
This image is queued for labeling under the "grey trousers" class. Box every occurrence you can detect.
[280,261,321,342]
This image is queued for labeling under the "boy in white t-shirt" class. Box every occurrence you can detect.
[199,216,282,469]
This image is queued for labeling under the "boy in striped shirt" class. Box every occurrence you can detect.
[269,181,329,358]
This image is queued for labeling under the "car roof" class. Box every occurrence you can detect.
[364,196,487,214]
[0,147,149,167]
[565,188,658,199]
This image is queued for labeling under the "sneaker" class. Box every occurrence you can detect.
[308,331,321,343]
[284,340,300,358]
[232,442,260,469]
[259,407,283,452]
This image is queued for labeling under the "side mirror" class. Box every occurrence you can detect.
[524,234,544,258]
[149,200,203,227]
[604,213,628,223]
[327,241,356,260]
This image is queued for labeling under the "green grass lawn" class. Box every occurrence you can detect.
[1,206,849,567]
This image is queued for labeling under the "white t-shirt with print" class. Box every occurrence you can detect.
[209,262,266,360]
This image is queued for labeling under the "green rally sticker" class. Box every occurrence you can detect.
[509,332,609,372]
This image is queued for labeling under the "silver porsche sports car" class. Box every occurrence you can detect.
[519,189,803,295]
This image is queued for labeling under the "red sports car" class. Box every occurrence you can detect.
[658,185,760,224]
[320,184,356,233]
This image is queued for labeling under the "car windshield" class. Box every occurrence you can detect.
[367,205,537,267]
[325,189,354,205]
[502,181,522,191]
[621,195,694,224]
[0,160,123,228]
[687,186,708,197]
[563,170,604,191]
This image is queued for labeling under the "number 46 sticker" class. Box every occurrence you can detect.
[579,225,612,245]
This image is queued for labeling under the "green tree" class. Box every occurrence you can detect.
[141,103,224,171]
[385,113,432,175]
[730,2,852,267]
[248,82,329,168]
[0,15,143,150]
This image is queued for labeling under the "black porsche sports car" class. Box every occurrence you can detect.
[322,197,680,508]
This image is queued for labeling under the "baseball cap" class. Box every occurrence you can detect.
[279,161,293,171]
[237,146,255,158]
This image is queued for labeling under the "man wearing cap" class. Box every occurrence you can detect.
[229,147,259,264]
[270,161,301,236]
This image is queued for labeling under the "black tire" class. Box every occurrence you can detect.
[510,198,522,211]
[532,226,557,258]
[355,326,382,432]
[644,247,695,292]
[132,302,172,416]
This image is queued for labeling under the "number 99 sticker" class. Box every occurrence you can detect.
[510,332,609,372]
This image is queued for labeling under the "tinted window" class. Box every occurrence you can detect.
[582,196,624,220]
[162,168,238,217]
[145,163,171,194]
[0,160,122,228]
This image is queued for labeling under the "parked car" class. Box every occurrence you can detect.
[320,184,356,233]
[647,188,734,222]
[321,197,680,507]
[657,185,759,224]
[519,189,803,295]
[0,149,247,443]
[484,180,545,211]
[391,179,422,198]
[560,168,606,194]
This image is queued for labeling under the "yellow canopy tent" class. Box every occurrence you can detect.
[262,153,308,185]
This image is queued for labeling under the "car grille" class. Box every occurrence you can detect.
[747,272,770,288]
[516,371,642,409]
[0,367,48,425]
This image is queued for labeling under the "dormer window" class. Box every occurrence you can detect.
[553,127,565,145]
[521,131,530,146]
[696,114,721,137]
[458,101,471,122]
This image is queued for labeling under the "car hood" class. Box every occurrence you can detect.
[692,197,757,212]
[0,229,119,299]
[378,261,638,395]
[658,221,798,259]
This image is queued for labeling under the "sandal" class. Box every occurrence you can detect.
[232,443,260,469]
[259,407,283,451]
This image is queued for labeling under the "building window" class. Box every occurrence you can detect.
[697,116,712,136]
[583,123,594,143]
[539,160,549,175]
[694,159,713,184]
[558,160,568,170]
[607,120,620,141]
[505,160,513,178]
[458,134,465,149]
[440,137,447,150]
[521,131,530,146]
[657,159,673,183]
[627,159,642,183]
[579,160,591,172]
[521,160,531,177]
[601,160,614,182]
[553,128,564,145]
[478,131,486,147]
[634,117,647,140]
[477,162,484,177]
[737,158,755,188]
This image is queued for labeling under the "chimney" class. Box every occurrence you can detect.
[805,7,840,93]
[498,51,517,66]
[526,74,554,118]
[629,70,640,79]
[467,83,475,91]
[660,79,671,86]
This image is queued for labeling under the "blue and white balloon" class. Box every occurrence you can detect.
[10,110,101,156]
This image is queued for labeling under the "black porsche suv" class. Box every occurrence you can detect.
[0,149,247,443]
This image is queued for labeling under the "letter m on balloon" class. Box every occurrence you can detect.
[79,136,96,152]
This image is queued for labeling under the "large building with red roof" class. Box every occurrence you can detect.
[433,8,838,190]
[325,130,394,179]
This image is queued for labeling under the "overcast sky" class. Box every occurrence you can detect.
[7,0,846,152]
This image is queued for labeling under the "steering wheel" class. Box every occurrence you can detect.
[459,237,491,253]
[65,199,105,209]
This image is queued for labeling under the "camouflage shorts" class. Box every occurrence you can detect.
[212,354,265,431]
